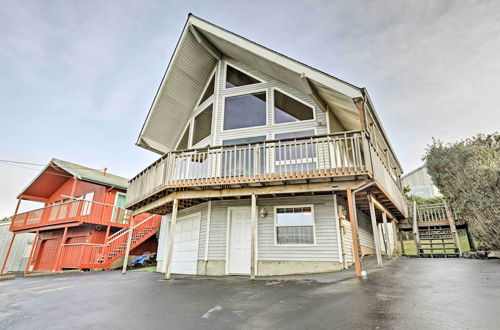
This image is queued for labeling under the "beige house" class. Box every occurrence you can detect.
[126,15,407,278]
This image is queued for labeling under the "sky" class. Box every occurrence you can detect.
[1,0,499,217]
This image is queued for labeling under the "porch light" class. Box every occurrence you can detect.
[259,207,267,218]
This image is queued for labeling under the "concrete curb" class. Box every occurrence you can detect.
[0,274,16,281]
[24,270,80,278]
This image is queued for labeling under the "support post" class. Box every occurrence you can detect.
[382,212,392,259]
[346,189,362,277]
[250,194,257,280]
[53,226,68,271]
[399,231,406,255]
[412,200,420,255]
[368,193,383,267]
[165,199,179,280]
[204,201,212,261]
[121,215,136,275]
[465,222,476,251]
[444,200,462,255]
[24,231,39,274]
[1,234,16,274]
[333,194,347,269]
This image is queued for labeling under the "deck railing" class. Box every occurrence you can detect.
[10,198,132,232]
[417,203,449,223]
[126,131,407,215]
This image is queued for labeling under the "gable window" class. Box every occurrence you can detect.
[275,206,315,245]
[274,90,314,124]
[198,74,215,106]
[226,65,260,88]
[223,92,267,130]
[192,104,213,145]
[177,125,190,150]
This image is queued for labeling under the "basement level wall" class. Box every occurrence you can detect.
[156,195,376,266]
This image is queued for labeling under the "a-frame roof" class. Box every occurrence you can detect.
[18,158,129,201]
[137,14,401,172]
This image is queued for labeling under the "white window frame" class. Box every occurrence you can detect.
[192,103,214,147]
[174,123,192,150]
[271,87,316,125]
[221,88,269,132]
[111,192,127,222]
[223,62,265,90]
[274,204,316,246]
[195,66,217,107]
[80,192,94,216]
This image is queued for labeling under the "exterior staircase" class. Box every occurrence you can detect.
[82,214,162,269]
[418,227,460,258]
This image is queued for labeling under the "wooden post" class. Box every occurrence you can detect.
[53,226,69,271]
[24,231,39,274]
[412,200,420,255]
[1,234,16,274]
[465,222,476,251]
[250,194,257,280]
[444,200,462,255]
[399,231,406,254]
[121,216,136,274]
[382,212,391,259]
[368,193,383,267]
[165,199,179,280]
[346,189,362,277]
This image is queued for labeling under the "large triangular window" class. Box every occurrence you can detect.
[226,65,261,88]
[274,90,314,124]
[176,125,190,150]
[198,74,215,106]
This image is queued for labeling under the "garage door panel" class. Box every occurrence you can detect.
[170,213,201,275]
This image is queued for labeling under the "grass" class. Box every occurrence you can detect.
[400,235,471,256]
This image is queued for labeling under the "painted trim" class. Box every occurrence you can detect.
[273,204,316,247]
[225,206,252,275]
[195,66,217,107]
[271,87,316,126]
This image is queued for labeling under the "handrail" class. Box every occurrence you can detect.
[106,214,158,245]
[129,130,365,182]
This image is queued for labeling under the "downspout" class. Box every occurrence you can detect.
[351,181,376,277]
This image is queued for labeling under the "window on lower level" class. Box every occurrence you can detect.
[275,206,315,245]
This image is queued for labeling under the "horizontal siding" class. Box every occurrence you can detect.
[357,209,375,250]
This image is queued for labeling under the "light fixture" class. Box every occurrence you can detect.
[259,207,267,218]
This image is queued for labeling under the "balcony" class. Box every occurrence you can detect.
[10,198,132,232]
[127,131,408,217]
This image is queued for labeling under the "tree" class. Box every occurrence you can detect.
[424,133,500,250]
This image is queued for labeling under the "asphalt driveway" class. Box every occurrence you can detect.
[1,257,499,329]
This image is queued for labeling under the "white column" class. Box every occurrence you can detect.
[368,193,383,267]
[250,194,257,280]
[165,199,179,280]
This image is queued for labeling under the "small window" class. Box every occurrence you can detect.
[192,105,213,145]
[80,192,94,216]
[226,65,260,88]
[275,206,315,245]
[177,125,190,150]
[224,92,267,130]
[198,74,215,106]
[274,90,314,123]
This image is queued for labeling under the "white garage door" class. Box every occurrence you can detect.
[171,213,201,275]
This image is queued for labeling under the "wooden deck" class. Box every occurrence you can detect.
[126,131,408,218]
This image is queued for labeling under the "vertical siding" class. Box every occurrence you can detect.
[0,223,35,272]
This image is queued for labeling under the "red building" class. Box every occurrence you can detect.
[1,158,160,274]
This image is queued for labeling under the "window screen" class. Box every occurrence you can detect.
[192,105,213,145]
[226,65,260,88]
[223,92,266,130]
[274,90,314,123]
[275,206,314,245]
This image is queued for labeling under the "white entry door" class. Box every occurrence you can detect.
[228,208,252,274]
[171,213,201,275]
